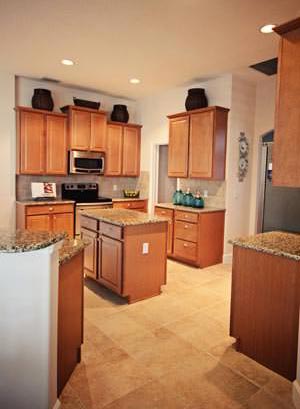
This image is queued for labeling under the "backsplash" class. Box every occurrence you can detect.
[16,171,149,201]
[178,179,226,208]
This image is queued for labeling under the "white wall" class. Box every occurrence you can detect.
[223,75,256,261]
[249,76,276,234]
[16,77,138,122]
[0,71,15,230]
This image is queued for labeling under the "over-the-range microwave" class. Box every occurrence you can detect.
[69,150,105,175]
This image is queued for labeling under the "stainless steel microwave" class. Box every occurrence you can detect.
[69,150,105,174]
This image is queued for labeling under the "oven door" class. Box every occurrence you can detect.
[69,151,105,174]
[75,204,113,236]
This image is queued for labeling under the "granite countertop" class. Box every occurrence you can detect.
[82,208,168,227]
[156,203,225,213]
[112,198,148,202]
[16,200,75,206]
[0,230,66,253]
[230,231,300,261]
[59,238,90,265]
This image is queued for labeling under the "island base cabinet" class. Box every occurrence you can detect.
[58,251,84,396]
[81,228,97,280]
[230,246,300,381]
[98,236,122,294]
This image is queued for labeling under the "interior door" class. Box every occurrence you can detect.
[122,126,140,176]
[189,110,214,178]
[19,111,45,174]
[168,116,189,177]
[105,124,123,176]
[45,115,67,175]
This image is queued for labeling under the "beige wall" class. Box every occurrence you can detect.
[0,71,15,230]
[249,76,277,234]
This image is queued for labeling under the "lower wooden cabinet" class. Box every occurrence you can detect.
[16,202,75,237]
[155,205,225,268]
[98,235,122,293]
[113,199,148,213]
[81,227,97,279]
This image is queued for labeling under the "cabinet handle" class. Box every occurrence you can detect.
[127,204,130,207]
[162,211,166,214]
[184,214,188,218]
[184,225,188,229]
[49,207,53,211]
[183,243,188,247]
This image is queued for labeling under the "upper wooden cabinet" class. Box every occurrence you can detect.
[67,106,107,152]
[16,106,67,175]
[167,106,229,180]
[105,122,142,177]
[273,18,300,187]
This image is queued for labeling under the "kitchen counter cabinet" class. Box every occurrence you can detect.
[155,204,225,267]
[80,209,167,303]
[230,233,300,381]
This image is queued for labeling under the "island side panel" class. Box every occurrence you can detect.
[230,245,300,381]
[123,222,168,303]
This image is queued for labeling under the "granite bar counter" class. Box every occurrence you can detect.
[156,202,225,214]
[59,237,90,265]
[82,208,168,227]
[230,231,300,261]
[0,230,66,253]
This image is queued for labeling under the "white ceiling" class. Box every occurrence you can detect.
[0,0,299,99]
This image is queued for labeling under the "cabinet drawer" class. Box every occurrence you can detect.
[80,216,99,232]
[26,204,74,216]
[175,210,198,224]
[113,201,146,210]
[174,238,197,261]
[155,207,174,220]
[100,222,122,240]
[174,220,198,243]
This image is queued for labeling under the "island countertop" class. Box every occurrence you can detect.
[0,230,66,253]
[59,238,90,265]
[230,231,300,261]
[155,203,225,213]
[81,208,168,227]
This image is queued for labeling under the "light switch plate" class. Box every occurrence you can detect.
[113,185,118,191]
[142,243,149,254]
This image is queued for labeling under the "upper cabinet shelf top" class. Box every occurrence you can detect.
[15,105,67,117]
[273,17,300,35]
[167,105,230,119]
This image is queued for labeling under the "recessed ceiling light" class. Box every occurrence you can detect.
[61,59,75,66]
[129,78,140,84]
[260,24,276,34]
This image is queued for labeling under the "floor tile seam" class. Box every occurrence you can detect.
[63,383,88,409]
[249,387,295,409]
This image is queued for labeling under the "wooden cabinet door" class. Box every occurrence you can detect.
[52,213,74,237]
[168,116,189,177]
[105,124,123,176]
[189,110,214,178]
[99,236,122,293]
[45,115,67,175]
[122,126,140,176]
[19,111,45,174]
[273,25,300,187]
[90,113,106,152]
[26,214,50,231]
[70,110,91,150]
[81,228,97,279]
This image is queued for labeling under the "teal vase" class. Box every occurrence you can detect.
[194,197,204,208]
[172,189,183,205]
[183,192,194,207]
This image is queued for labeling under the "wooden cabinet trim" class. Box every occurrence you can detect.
[274,17,300,35]
[167,106,229,119]
[15,106,67,118]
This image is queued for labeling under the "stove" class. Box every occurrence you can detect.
[62,183,113,235]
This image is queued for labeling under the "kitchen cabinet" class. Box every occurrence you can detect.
[81,227,97,279]
[105,122,142,177]
[113,199,148,213]
[273,18,300,187]
[16,202,75,237]
[155,204,225,267]
[16,107,67,175]
[58,250,84,396]
[80,212,167,303]
[67,106,107,152]
[167,106,229,180]
[154,206,174,255]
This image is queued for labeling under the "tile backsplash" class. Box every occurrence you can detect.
[16,171,150,201]
[179,179,226,208]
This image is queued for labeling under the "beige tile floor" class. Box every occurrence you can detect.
[61,260,295,409]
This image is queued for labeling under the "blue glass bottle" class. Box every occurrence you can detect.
[172,189,183,205]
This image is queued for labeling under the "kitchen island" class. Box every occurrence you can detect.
[230,231,300,381]
[80,208,168,303]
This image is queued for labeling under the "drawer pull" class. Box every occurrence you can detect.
[184,215,188,218]
[127,204,131,207]
[183,243,188,247]
[49,207,53,211]
[184,225,188,229]
[161,211,166,214]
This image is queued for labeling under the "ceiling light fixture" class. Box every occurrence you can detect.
[129,78,140,84]
[61,59,75,66]
[260,24,276,34]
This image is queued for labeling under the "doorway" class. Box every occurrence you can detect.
[157,145,176,204]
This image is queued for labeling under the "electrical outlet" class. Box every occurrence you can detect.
[113,185,118,191]
[203,190,208,198]
[142,243,149,254]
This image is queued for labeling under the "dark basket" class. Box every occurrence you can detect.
[73,98,100,110]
